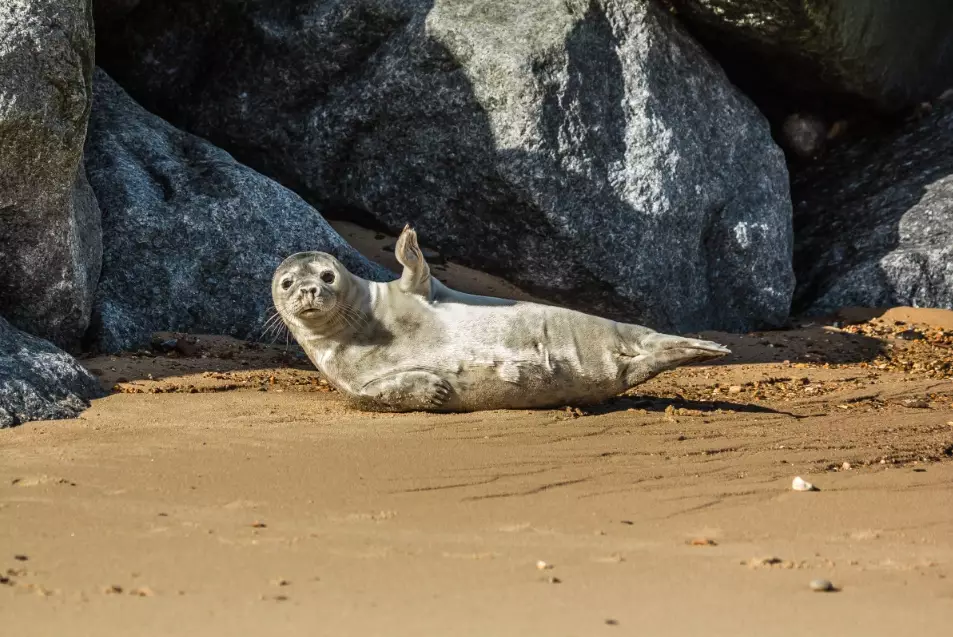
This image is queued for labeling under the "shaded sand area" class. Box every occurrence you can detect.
[2,306,953,635]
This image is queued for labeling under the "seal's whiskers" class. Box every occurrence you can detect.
[331,306,362,333]
[335,302,368,332]
[260,306,290,343]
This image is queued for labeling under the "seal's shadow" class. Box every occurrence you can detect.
[689,322,886,367]
[583,395,799,418]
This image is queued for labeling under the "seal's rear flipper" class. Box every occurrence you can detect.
[644,334,731,359]
[395,225,433,299]
[624,333,731,387]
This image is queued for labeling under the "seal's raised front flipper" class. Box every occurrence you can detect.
[395,225,432,299]
[623,332,731,388]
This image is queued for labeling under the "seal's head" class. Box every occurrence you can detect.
[272,252,350,328]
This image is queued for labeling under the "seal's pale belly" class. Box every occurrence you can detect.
[319,287,635,410]
[432,304,630,409]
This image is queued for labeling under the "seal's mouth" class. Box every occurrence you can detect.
[298,308,323,317]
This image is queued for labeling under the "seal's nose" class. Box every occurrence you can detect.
[300,285,318,297]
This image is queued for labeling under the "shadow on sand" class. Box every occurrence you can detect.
[583,395,801,419]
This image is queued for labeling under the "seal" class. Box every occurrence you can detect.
[272,226,731,412]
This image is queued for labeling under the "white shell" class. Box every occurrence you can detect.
[792,476,817,491]
[810,579,835,592]
[536,560,553,570]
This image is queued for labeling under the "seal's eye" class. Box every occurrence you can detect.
[280,278,293,290]
[320,271,335,284]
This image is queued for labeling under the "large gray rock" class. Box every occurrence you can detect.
[94,0,793,333]
[84,70,391,353]
[0,316,103,428]
[0,0,101,350]
[793,104,953,314]
[662,0,953,113]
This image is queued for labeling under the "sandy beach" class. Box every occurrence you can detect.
[3,297,952,636]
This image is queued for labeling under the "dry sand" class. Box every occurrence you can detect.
[3,227,953,635]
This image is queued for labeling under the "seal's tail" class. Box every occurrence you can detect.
[642,333,732,361]
[624,332,731,387]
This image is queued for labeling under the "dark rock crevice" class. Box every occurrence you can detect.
[792,102,953,314]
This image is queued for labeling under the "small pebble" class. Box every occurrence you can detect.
[536,560,553,570]
[743,556,798,569]
[605,619,619,626]
[546,576,561,584]
[792,476,818,492]
[13,555,28,562]
[896,329,924,341]
[690,538,717,546]
[809,579,835,592]
[841,462,851,471]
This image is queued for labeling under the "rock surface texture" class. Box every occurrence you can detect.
[95,0,793,333]
[662,0,953,113]
[84,70,392,353]
[0,316,103,428]
[793,104,953,314]
[0,0,101,350]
